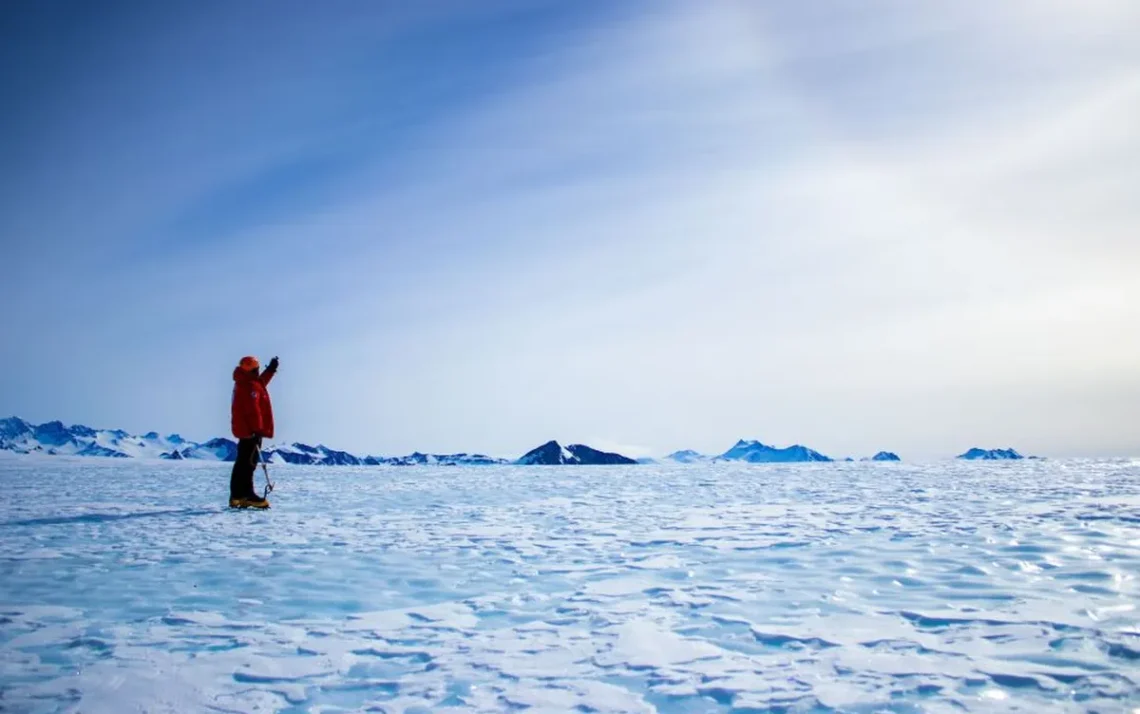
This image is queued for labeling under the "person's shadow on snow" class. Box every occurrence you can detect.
[0,508,225,527]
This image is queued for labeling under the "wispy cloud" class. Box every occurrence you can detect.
[2,1,1138,459]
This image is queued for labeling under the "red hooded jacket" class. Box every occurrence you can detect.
[231,366,276,440]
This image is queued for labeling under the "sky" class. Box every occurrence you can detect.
[2,0,1139,461]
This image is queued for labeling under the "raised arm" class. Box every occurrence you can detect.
[259,356,279,386]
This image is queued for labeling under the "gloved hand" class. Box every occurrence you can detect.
[267,356,279,372]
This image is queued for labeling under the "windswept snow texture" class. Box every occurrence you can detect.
[2,458,1139,712]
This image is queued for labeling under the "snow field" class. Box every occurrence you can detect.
[1,457,1139,712]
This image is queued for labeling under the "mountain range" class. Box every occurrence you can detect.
[661,440,898,464]
[0,417,507,466]
[2,416,1032,465]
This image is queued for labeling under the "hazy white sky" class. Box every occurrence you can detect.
[2,0,1138,460]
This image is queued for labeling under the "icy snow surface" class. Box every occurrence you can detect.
[2,457,1139,713]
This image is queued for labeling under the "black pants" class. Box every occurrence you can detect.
[230,437,262,499]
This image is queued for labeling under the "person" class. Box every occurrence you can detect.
[229,355,278,508]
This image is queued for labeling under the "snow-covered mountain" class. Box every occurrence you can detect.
[516,441,638,465]
[264,442,364,466]
[376,451,507,466]
[1,417,192,459]
[665,441,835,464]
[664,449,708,464]
[265,444,508,467]
[0,417,506,466]
[716,439,833,463]
[162,438,239,461]
[958,448,1024,460]
[869,451,902,462]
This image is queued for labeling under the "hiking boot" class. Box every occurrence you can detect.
[229,494,270,509]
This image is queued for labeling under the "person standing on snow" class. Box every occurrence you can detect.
[230,355,279,508]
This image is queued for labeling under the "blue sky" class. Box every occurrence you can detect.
[2,0,1139,460]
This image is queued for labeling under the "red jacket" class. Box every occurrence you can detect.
[231,366,276,440]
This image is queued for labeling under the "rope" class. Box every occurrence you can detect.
[256,444,274,499]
